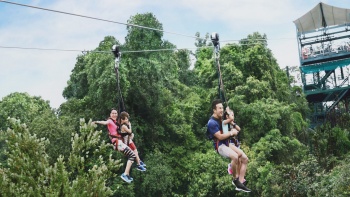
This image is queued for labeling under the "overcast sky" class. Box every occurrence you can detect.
[0,0,349,109]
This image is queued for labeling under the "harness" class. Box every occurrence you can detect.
[228,123,239,147]
[228,123,240,148]
[108,118,122,146]
[119,123,132,145]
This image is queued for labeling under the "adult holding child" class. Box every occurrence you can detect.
[93,108,136,183]
[207,99,251,192]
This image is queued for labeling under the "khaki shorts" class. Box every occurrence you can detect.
[217,144,237,158]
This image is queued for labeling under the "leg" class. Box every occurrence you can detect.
[227,144,251,192]
[238,152,248,183]
[125,158,134,175]
[129,140,146,171]
[128,140,140,165]
[121,146,136,175]
[134,149,140,164]
[230,144,248,183]
[229,143,242,179]
[129,135,146,166]
[237,156,242,179]
[218,144,239,178]
[116,140,136,182]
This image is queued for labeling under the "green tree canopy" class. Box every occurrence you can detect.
[0,92,51,131]
[0,118,122,196]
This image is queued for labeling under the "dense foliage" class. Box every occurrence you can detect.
[1,12,349,196]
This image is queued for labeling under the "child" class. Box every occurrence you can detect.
[223,107,241,148]
[119,111,147,171]
[223,107,248,186]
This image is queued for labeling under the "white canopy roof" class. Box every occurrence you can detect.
[293,2,350,33]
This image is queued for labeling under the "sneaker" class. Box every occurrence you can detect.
[237,177,248,185]
[140,161,146,167]
[127,175,133,181]
[120,173,132,183]
[136,165,146,172]
[233,178,251,192]
[227,163,233,175]
[232,180,243,191]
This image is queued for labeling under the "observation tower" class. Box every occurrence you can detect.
[294,2,350,127]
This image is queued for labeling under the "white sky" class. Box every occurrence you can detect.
[0,0,349,109]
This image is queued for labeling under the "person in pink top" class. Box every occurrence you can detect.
[94,108,136,183]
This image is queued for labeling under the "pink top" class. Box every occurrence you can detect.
[106,119,120,144]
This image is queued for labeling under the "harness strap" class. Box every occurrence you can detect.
[109,134,121,138]
[120,123,132,145]
[215,139,220,153]
[110,138,118,148]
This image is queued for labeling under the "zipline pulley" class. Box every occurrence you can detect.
[112,44,121,69]
[211,32,220,55]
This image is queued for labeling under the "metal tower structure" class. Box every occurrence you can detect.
[294,2,350,127]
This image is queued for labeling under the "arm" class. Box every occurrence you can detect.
[231,123,241,132]
[93,120,109,125]
[223,116,234,125]
[229,110,241,132]
[121,122,132,134]
[223,107,234,125]
[213,129,238,140]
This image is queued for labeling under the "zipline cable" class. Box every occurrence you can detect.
[0,0,206,41]
[220,37,295,43]
[0,45,83,52]
[0,41,265,54]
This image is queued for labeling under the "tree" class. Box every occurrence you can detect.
[312,154,350,196]
[193,46,216,89]
[0,118,123,196]
[0,92,51,131]
[62,36,123,121]
[310,123,350,170]
[0,118,52,196]
[67,119,123,196]
[186,148,238,197]
[124,13,164,52]
[247,129,308,196]
[62,55,89,100]
[175,49,196,86]
[137,150,174,196]
[30,110,74,164]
